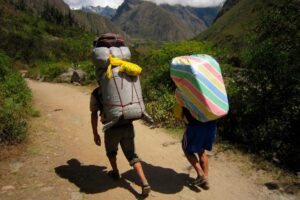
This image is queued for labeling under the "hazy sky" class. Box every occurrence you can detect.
[63,0,226,9]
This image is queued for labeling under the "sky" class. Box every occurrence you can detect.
[63,0,226,9]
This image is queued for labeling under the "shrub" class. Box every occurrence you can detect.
[221,0,300,170]
[0,53,32,144]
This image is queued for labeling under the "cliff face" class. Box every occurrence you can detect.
[214,0,241,22]
[112,0,216,41]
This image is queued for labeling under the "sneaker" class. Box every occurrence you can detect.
[193,175,210,190]
[141,184,151,196]
[107,170,120,180]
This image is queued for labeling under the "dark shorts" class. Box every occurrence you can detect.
[104,123,140,166]
[182,121,217,155]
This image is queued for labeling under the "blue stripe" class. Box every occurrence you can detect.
[177,90,208,122]
[172,64,228,102]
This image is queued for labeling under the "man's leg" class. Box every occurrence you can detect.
[105,129,121,180]
[197,149,210,189]
[198,149,208,177]
[132,161,151,196]
[182,147,205,178]
[132,161,148,186]
[120,124,151,196]
[108,155,118,172]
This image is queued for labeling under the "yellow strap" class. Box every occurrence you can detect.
[173,102,188,124]
[106,54,142,79]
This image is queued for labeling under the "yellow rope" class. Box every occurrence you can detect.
[106,54,142,79]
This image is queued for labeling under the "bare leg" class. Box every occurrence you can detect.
[198,150,209,177]
[183,150,205,177]
[133,161,148,185]
[133,161,151,196]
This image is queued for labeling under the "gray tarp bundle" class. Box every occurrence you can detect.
[92,47,153,131]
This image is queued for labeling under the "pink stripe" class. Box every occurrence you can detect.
[173,77,226,115]
[180,56,224,83]
[203,63,224,83]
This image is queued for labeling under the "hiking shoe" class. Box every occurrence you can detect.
[193,175,210,190]
[107,170,120,180]
[141,184,151,196]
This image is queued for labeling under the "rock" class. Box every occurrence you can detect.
[71,70,86,84]
[57,68,74,83]
[1,185,16,191]
[56,68,86,84]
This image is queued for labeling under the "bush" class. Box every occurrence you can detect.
[0,52,11,81]
[221,0,300,170]
[137,41,225,128]
[0,53,32,144]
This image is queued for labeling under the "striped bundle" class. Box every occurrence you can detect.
[170,54,229,122]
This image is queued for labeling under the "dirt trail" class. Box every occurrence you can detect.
[0,80,297,200]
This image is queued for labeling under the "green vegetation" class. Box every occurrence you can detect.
[136,41,231,128]
[222,0,300,169]
[0,52,33,144]
[0,1,96,144]
[0,0,95,72]
[138,0,299,170]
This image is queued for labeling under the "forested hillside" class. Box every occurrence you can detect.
[0,0,97,145]
[136,0,300,170]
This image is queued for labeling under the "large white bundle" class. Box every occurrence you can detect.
[92,46,131,83]
[92,46,152,131]
[101,66,145,120]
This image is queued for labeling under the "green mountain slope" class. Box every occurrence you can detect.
[195,0,264,50]
[72,10,123,35]
[0,0,94,63]
[113,0,193,41]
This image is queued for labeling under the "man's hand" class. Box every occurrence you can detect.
[93,134,101,146]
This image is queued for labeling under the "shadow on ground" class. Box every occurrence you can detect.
[122,161,200,194]
[55,159,200,199]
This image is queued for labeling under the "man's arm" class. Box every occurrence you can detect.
[91,111,101,146]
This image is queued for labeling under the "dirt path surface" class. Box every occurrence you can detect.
[0,80,298,200]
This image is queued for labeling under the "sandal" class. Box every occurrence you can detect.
[141,184,151,196]
[193,175,210,190]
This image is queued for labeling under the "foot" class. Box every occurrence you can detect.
[193,175,210,190]
[141,184,151,196]
[107,170,120,180]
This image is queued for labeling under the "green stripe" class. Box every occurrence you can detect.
[171,69,229,111]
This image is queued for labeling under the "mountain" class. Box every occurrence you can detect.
[188,7,221,26]
[195,0,264,50]
[9,0,122,35]
[81,6,116,19]
[12,0,70,15]
[112,0,210,41]
[159,4,207,34]
[161,5,220,27]
[71,10,122,35]
[214,0,240,21]
[0,0,94,63]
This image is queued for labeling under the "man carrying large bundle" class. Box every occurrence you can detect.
[171,54,229,190]
[90,33,151,196]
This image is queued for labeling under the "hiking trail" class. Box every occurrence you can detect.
[0,80,297,200]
